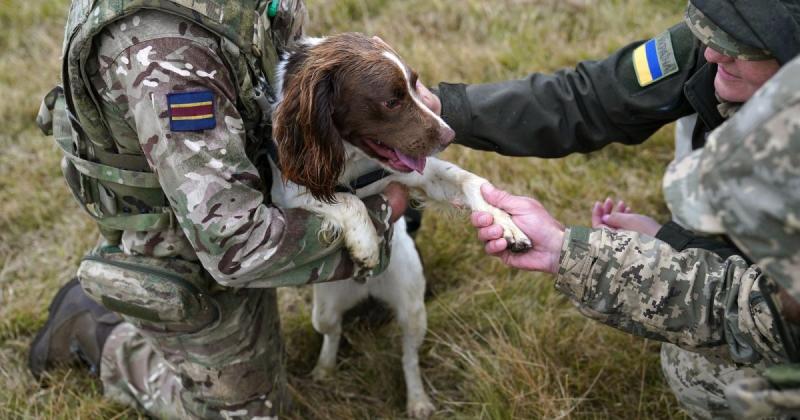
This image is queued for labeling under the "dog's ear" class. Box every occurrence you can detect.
[273,67,345,203]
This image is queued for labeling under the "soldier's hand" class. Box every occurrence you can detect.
[591,197,661,237]
[416,80,441,115]
[471,184,565,274]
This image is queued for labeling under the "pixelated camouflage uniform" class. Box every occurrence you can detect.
[39,1,393,418]
[667,53,800,418]
[558,55,800,419]
[434,0,798,414]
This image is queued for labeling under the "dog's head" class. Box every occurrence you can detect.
[272,33,455,202]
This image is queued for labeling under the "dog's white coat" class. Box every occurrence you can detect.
[270,37,531,419]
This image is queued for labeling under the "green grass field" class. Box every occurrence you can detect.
[0,0,689,418]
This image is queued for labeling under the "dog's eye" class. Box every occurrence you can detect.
[383,98,401,110]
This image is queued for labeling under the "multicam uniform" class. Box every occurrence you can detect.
[437,1,799,418]
[39,1,392,418]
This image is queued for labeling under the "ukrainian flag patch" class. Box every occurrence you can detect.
[167,90,216,132]
[633,31,679,87]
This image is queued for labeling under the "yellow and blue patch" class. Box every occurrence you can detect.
[633,31,679,87]
[167,90,216,132]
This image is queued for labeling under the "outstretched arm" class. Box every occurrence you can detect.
[437,23,703,157]
[471,185,785,364]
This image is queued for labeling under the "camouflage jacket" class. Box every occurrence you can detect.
[85,10,390,287]
[556,226,785,365]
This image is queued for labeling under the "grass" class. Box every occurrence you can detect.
[0,0,688,418]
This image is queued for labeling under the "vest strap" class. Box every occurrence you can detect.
[97,212,174,231]
[56,133,162,189]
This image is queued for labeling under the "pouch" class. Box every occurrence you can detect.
[77,246,218,331]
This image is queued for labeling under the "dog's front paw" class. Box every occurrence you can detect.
[492,210,532,253]
[407,395,435,419]
[311,363,335,382]
[343,222,381,270]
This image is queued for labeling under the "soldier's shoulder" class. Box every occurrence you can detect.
[94,9,218,61]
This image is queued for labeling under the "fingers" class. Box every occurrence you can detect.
[615,200,627,214]
[480,183,511,208]
[485,238,508,255]
[415,80,441,115]
[480,183,539,214]
[471,211,494,228]
[477,225,504,242]
[602,197,614,216]
[591,201,604,228]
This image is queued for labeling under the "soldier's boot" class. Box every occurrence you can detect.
[28,277,122,380]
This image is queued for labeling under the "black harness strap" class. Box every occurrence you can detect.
[334,169,392,193]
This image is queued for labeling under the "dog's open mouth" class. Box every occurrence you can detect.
[362,139,427,174]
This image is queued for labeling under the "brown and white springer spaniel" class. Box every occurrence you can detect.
[269,33,530,418]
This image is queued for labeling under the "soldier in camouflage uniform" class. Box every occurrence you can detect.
[470,53,800,418]
[661,55,800,417]
[440,1,800,418]
[29,1,405,418]
[416,0,800,417]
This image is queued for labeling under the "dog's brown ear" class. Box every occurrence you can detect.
[273,68,345,203]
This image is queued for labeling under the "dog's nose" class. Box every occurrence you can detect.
[440,125,455,146]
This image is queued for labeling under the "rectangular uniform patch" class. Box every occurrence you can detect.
[167,91,216,132]
[633,31,679,87]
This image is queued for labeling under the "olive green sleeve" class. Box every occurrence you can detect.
[439,22,703,157]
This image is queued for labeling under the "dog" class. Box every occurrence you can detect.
[268,33,531,418]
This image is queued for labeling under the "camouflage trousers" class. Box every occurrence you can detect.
[660,343,765,419]
[98,283,287,419]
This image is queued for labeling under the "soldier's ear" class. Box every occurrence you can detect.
[273,67,344,203]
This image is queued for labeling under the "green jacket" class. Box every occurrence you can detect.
[438,22,723,157]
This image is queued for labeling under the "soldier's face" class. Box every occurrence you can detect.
[704,47,780,103]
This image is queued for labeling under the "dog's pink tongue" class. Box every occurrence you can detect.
[395,150,426,174]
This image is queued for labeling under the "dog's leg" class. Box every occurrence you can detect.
[311,279,368,381]
[370,223,434,419]
[311,308,341,381]
[289,190,383,272]
[387,158,532,252]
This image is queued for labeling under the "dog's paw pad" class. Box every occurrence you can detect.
[407,398,435,419]
[506,235,533,253]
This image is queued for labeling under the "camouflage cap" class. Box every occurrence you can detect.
[664,55,800,299]
[685,3,773,60]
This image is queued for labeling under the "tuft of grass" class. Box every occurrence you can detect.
[1,0,688,418]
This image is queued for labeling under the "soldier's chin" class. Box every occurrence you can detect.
[714,75,752,103]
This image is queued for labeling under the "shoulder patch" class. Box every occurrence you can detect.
[167,90,216,132]
[632,31,680,87]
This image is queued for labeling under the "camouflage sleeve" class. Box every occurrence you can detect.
[555,226,786,364]
[101,34,387,287]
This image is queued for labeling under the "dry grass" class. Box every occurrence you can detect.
[0,0,688,418]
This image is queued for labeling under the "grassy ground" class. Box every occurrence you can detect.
[0,0,689,418]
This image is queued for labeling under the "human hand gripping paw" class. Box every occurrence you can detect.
[471,184,565,274]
